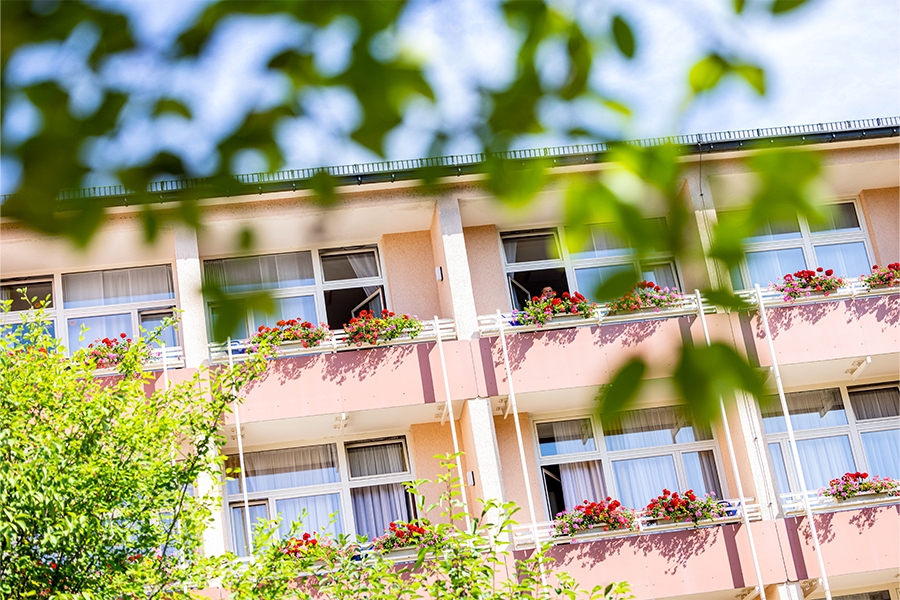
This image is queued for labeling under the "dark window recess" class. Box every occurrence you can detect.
[508,268,568,310]
[542,465,565,518]
[325,286,384,329]
[1,280,53,311]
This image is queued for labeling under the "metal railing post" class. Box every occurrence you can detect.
[754,285,832,600]
[228,337,254,557]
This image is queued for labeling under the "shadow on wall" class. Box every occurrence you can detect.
[756,301,841,339]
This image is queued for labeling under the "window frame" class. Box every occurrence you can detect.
[224,431,416,554]
[762,382,900,499]
[531,408,727,519]
[499,222,682,309]
[0,264,180,354]
[202,244,391,339]
[730,198,875,290]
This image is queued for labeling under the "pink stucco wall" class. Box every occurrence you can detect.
[382,231,443,321]
[860,186,900,266]
[494,412,547,522]
[463,225,510,316]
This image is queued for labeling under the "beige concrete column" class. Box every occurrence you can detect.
[766,582,803,600]
[459,397,506,525]
[732,388,782,520]
[681,167,726,292]
[431,196,480,340]
[173,226,209,368]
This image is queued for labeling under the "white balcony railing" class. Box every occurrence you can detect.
[208,318,457,364]
[479,281,899,337]
[510,498,763,550]
[781,490,900,516]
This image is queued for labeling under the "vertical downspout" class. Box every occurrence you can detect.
[434,317,472,531]
[754,286,832,600]
[496,312,544,567]
[228,338,254,557]
[694,291,767,600]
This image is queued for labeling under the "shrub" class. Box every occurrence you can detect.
[771,267,845,302]
[606,281,682,314]
[343,309,422,346]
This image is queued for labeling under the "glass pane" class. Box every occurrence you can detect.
[832,593,890,600]
[324,286,383,330]
[574,264,634,301]
[206,252,315,292]
[225,444,340,495]
[603,406,712,452]
[351,483,413,540]
[347,441,408,478]
[761,389,847,433]
[68,314,133,352]
[502,232,560,263]
[809,202,861,234]
[556,460,606,510]
[849,386,900,420]
[63,266,174,308]
[612,455,678,509]
[509,268,568,309]
[796,435,856,489]
[0,280,53,311]
[321,250,380,282]
[861,429,900,479]
[568,225,631,260]
[6,321,56,344]
[683,450,723,498]
[745,248,806,287]
[640,263,678,290]
[276,493,343,539]
[745,215,802,243]
[231,503,268,557]
[536,419,596,457]
[813,242,870,279]
[769,443,791,494]
[253,295,318,329]
[140,311,177,348]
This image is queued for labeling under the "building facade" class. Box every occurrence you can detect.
[2,118,899,600]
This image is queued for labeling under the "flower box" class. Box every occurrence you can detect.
[606,281,682,315]
[833,490,896,504]
[382,546,427,563]
[820,472,899,502]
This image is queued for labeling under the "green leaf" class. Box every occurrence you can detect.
[689,53,729,94]
[702,289,753,311]
[770,0,811,14]
[596,358,646,416]
[152,98,191,119]
[733,62,766,95]
[673,343,766,423]
[611,15,635,59]
[733,0,746,13]
[593,268,638,302]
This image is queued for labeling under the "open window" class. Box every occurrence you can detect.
[320,247,385,329]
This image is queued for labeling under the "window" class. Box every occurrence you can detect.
[204,246,385,337]
[762,383,900,496]
[61,265,177,352]
[224,437,413,556]
[603,407,723,509]
[729,201,873,289]
[534,407,724,517]
[501,220,678,309]
[0,277,57,340]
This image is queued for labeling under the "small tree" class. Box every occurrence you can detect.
[0,298,270,599]
[212,455,632,600]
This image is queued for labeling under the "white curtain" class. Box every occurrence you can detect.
[683,450,723,498]
[276,493,343,538]
[861,430,900,479]
[559,460,606,509]
[503,239,518,263]
[641,263,678,290]
[345,252,381,314]
[538,419,594,457]
[231,504,268,557]
[63,265,173,308]
[762,388,847,433]
[769,443,791,494]
[796,435,856,489]
[745,248,805,287]
[351,483,409,540]
[347,442,405,478]
[67,313,133,351]
[206,252,315,292]
[612,455,679,509]
[813,242,869,279]
[850,387,900,420]
[225,444,340,495]
[603,406,711,452]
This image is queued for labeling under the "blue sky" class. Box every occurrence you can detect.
[2,0,898,191]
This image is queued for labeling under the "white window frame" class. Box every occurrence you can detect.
[531,407,727,519]
[763,382,900,497]
[499,222,682,309]
[0,275,59,337]
[224,432,416,554]
[730,198,875,290]
[202,244,390,339]
[1,265,180,353]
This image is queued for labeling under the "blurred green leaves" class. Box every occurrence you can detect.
[689,54,765,96]
[674,342,767,422]
[611,15,635,59]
